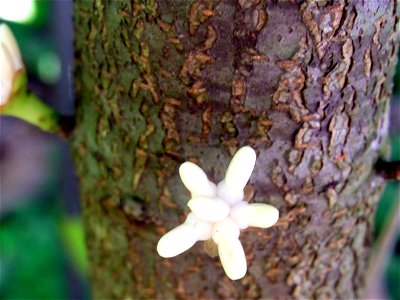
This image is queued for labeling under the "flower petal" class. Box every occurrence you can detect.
[212,218,240,244]
[188,197,230,222]
[218,237,247,280]
[229,201,249,229]
[216,180,243,205]
[179,162,216,197]
[185,213,213,241]
[0,70,12,105]
[231,203,279,228]
[0,43,14,105]
[0,24,23,71]
[224,146,256,192]
[157,223,198,258]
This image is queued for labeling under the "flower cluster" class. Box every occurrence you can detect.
[157,146,279,280]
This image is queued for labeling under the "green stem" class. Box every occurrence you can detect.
[1,91,61,133]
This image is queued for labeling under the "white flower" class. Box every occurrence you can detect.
[157,146,279,280]
[0,23,24,106]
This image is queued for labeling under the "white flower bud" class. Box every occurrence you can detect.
[157,223,198,258]
[184,213,213,241]
[0,50,13,106]
[231,203,279,229]
[224,146,256,192]
[218,237,247,280]
[229,201,249,229]
[0,23,24,106]
[188,197,230,222]
[216,180,243,205]
[179,162,216,198]
[212,218,240,244]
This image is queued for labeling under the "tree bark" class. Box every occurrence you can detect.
[72,0,399,298]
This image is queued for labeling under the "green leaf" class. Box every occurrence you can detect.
[60,217,89,276]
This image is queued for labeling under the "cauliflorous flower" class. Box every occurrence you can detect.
[157,146,279,280]
[0,23,24,107]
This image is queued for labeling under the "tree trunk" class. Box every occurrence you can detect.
[72,0,399,298]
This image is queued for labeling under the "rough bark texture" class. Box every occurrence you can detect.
[72,0,399,299]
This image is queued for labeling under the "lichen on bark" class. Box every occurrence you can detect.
[72,0,399,298]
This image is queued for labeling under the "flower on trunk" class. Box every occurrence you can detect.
[157,146,279,280]
[0,23,25,108]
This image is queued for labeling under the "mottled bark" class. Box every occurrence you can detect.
[72,0,399,299]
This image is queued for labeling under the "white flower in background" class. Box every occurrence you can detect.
[0,23,24,107]
[157,146,279,280]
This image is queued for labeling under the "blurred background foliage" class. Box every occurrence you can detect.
[0,1,398,299]
[375,55,400,299]
[1,1,88,299]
